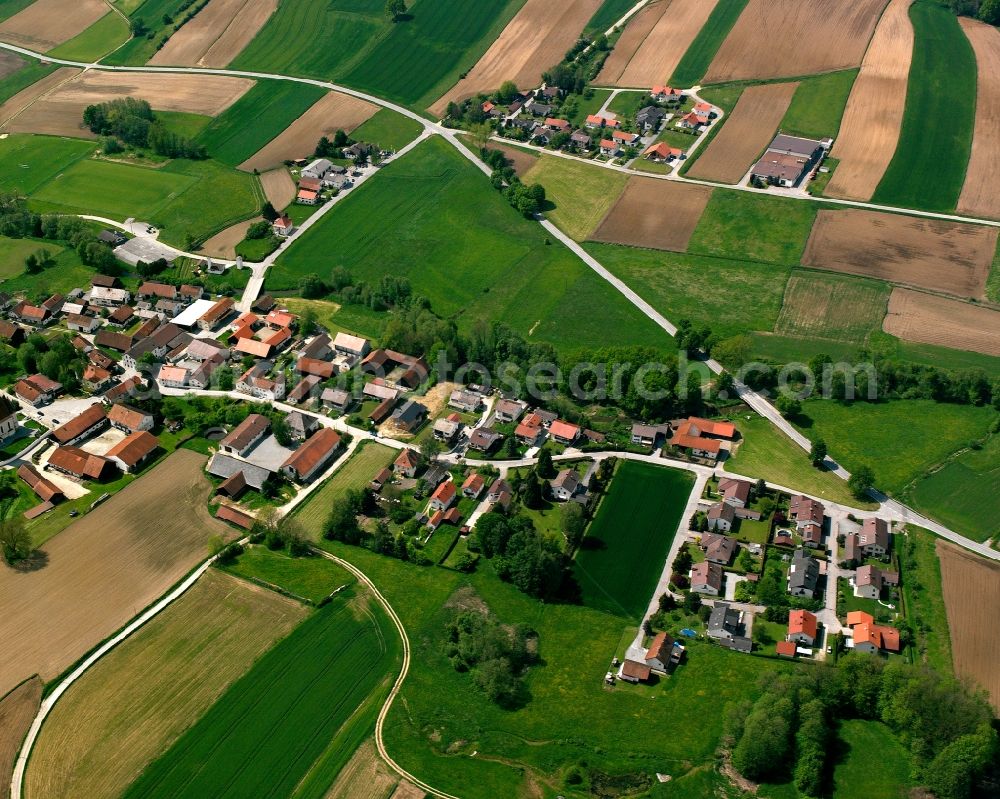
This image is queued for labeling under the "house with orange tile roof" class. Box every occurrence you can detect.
[678,111,709,130]
[515,412,545,446]
[549,419,580,445]
[106,430,159,472]
[650,85,683,102]
[667,416,734,461]
[787,609,818,646]
[281,427,342,482]
[846,611,900,654]
[429,479,456,512]
[599,138,621,157]
[642,142,682,162]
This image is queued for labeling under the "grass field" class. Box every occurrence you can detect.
[901,525,952,674]
[907,433,1000,543]
[0,59,56,104]
[780,69,858,140]
[670,0,750,87]
[280,297,386,341]
[872,0,977,212]
[120,588,402,799]
[46,10,129,61]
[0,134,93,195]
[350,108,424,151]
[0,235,65,278]
[294,442,397,539]
[0,0,33,23]
[156,110,212,139]
[523,154,627,240]
[574,461,694,620]
[223,546,353,603]
[687,188,817,266]
[773,271,890,345]
[197,81,327,166]
[25,570,306,799]
[796,399,997,496]
[103,0,196,66]
[584,0,635,36]
[830,720,913,798]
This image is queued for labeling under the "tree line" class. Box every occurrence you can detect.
[83,98,207,160]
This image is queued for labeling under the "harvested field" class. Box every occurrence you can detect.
[6,71,254,137]
[0,0,107,51]
[389,782,426,799]
[590,177,712,251]
[0,677,41,799]
[429,0,602,117]
[0,49,22,80]
[827,0,914,201]
[686,82,798,184]
[259,167,295,210]
[597,0,720,87]
[0,67,80,130]
[775,271,890,344]
[957,17,1000,220]
[199,216,260,259]
[492,142,537,177]
[883,288,1000,357]
[239,91,378,173]
[704,0,888,83]
[24,570,305,799]
[802,210,998,299]
[150,0,278,68]
[938,541,1000,712]
[0,449,233,700]
[324,739,398,799]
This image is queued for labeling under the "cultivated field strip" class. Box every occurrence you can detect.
[687,82,798,184]
[957,17,1000,220]
[704,0,888,83]
[259,167,296,209]
[827,0,914,201]
[774,271,889,344]
[0,678,41,799]
[0,0,107,52]
[882,288,1000,357]
[0,66,79,130]
[597,0,719,88]
[149,0,278,68]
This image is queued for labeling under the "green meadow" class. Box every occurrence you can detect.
[349,108,424,151]
[670,0,750,87]
[780,69,858,140]
[46,11,130,61]
[0,135,93,195]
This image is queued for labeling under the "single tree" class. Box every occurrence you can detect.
[810,438,828,467]
[0,518,32,563]
[560,502,586,548]
[522,475,543,509]
[385,0,406,22]
[536,447,556,478]
[848,465,876,500]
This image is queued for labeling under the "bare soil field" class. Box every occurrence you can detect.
[150,0,278,68]
[598,0,720,87]
[801,209,998,299]
[590,177,713,251]
[239,91,378,172]
[429,0,602,117]
[938,541,1000,712]
[0,449,233,701]
[493,142,537,177]
[388,783,427,799]
[957,17,1000,220]
[704,0,889,83]
[7,71,254,137]
[827,0,914,201]
[325,739,399,799]
[0,67,80,131]
[686,82,798,184]
[883,288,1000,357]
[0,50,23,80]
[0,678,42,799]
[0,0,108,51]
[259,167,296,209]
[24,569,304,799]
[200,216,261,259]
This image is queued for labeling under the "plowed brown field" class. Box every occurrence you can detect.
[827,0,914,201]
[686,82,798,184]
[0,0,108,51]
[150,0,277,68]
[704,0,889,83]
[239,91,377,172]
[938,541,1000,712]
[0,678,41,799]
[259,167,296,210]
[0,449,233,701]
[0,67,80,131]
[957,17,1000,220]
[801,210,997,299]
[597,0,719,87]
[590,177,713,251]
[883,288,1000,357]
[200,217,260,259]
[430,0,602,116]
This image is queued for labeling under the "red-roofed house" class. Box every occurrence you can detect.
[651,85,682,102]
[515,412,545,446]
[273,215,294,237]
[281,428,342,482]
[847,611,900,654]
[776,640,797,658]
[393,448,422,478]
[599,138,621,157]
[105,430,159,472]
[461,472,485,499]
[642,142,682,162]
[787,610,818,646]
[545,117,570,131]
[678,111,709,129]
[429,479,456,512]
[549,420,580,445]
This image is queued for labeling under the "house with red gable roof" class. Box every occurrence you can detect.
[650,85,683,103]
[549,419,580,445]
[846,611,900,654]
[642,142,682,162]
[429,479,456,512]
[787,609,818,646]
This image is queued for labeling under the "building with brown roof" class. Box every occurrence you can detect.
[197,297,235,331]
[220,413,270,457]
[644,631,679,672]
[215,503,255,530]
[297,357,335,379]
[106,430,159,472]
[617,659,651,683]
[47,446,113,480]
[104,375,144,403]
[15,374,63,406]
[789,495,825,544]
[281,427,341,482]
[787,609,818,646]
[0,320,25,346]
[393,448,421,477]
[52,404,107,446]
[18,463,63,503]
[690,561,723,595]
[107,403,155,433]
[858,518,890,558]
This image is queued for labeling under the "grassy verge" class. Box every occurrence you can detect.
[670,0,750,87]
[900,525,953,674]
[222,546,353,603]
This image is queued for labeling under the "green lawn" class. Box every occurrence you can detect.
[606,90,647,120]
[0,235,65,279]
[0,59,56,105]
[222,546,353,604]
[780,70,858,140]
[670,0,750,87]
[795,399,997,496]
[196,81,327,166]
[0,134,93,196]
[0,246,94,300]
[871,0,977,212]
[900,526,952,674]
[687,189,818,266]
[120,590,402,799]
[235,235,279,262]
[831,720,912,799]
[46,11,130,61]
[566,88,613,128]
[574,461,694,620]
[280,297,387,342]
[349,108,424,151]
[523,153,628,240]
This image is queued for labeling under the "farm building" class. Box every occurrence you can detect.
[106,431,159,473]
[220,414,270,457]
[750,133,826,187]
[281,428,341,482]
[51,404,107,446]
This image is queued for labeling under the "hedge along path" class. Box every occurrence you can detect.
[703,0,888,83]
[0,0,108,52]
[957,17,1000,220]
[882,288,1000,358]
[826,0,914,201]
[597,0,720,88]
[428,0,603,117]
[686,81,798,184]
[149,0,278,69]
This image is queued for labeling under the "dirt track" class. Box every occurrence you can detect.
[150,0,277,68]
[957,17,1000,220]
[827,0,914,201]
[0,0,108,51]
[801,209,998,299]
[590,177,713,252]
[686,82,798,184]
[704,0,888,83]
[0,678,41,799]
[883,288,1000,357]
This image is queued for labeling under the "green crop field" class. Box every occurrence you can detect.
[46,11,130,61]
[584,0,635,36]
[271,137,667,353]
[0,0,32,23]
[830,720,913,799]
[222,547,354,604]
[780,69,858,140]
[0,134,93,195]
[574,461,694,620]
[773,271,890,345]
[155,111,212,140]
[523,154,627,240]
[670,0,750,87]
[120,590,402,799]
[197,81,327,166]
[796,399,997,496]
[104,0,196,66]
[0,59,56,105]
[349,108,423,152]
[872,0,977,212]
